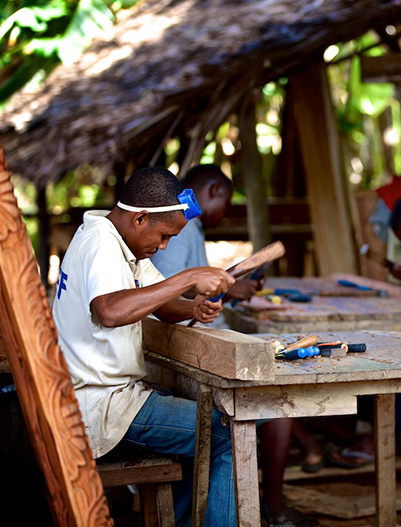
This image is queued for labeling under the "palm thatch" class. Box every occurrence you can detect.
[1,0,400,187]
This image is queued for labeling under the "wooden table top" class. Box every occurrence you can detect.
[146,329,401,389]
[223,274,401,333]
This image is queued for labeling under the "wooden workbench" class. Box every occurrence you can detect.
[145,328,401,527]
[224,274,401,334]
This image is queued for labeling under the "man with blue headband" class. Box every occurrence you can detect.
[52,166,236,527]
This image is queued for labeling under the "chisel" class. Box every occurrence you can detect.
[275,335,319,359]
[317,341,367,357]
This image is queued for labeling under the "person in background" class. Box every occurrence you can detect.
[388,198,401,280]
[151,164,263,314]
[52,166,237,527]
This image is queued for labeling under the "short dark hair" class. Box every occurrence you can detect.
[390,198,401,236]
[119,166,184,223]
[182,164,233,194]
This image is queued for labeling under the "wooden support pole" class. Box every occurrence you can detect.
[292,59,359,275]
[156,484,176,527]
[230,420,260,527]
[37,186,50,289]
[239,93,271,252]
[374,393,397,527]
[192,384,213,527]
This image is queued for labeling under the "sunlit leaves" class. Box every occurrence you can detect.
[58,0,114,65]
[0,0,139,103]
[0,6,67,41]
[349,55,394,117]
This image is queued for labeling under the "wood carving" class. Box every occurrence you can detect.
[0,143,112,526]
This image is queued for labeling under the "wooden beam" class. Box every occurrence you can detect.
[239,92,271,252]
[361,54,401,83]
[142,317,275,381]
[230,420,260,527]
[192,384,213,527]
[374,393,397,527]
[97,458,182,487]
[292,59,359,275]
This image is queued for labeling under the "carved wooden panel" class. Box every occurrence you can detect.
[0,143,113,526]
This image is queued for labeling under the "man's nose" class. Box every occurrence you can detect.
[159,239,169,250]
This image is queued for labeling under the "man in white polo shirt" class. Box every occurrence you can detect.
[52,166,236,527]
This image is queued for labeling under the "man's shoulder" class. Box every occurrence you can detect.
[178,218,203,239]
[68,213,120,256]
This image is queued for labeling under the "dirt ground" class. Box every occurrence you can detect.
[281,471,401,527]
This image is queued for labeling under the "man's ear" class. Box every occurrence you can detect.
[209,182,223,198]
[133,211,149,226]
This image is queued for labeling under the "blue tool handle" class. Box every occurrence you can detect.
[288,293,312,303]
[337,279,372,291]
[278,348,307,360]
[274,288,301,296]
[187,292,225,327]
[208,292,225,302]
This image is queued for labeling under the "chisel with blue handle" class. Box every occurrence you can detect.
[337,279,372,291]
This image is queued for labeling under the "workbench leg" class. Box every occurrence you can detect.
[230,420,260,527]
[374,393,396,527]
[192,384,213,527]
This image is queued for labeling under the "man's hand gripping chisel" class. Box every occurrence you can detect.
[187,241,285,327]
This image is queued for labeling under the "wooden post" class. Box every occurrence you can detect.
[230,420,260,527]
[292,59,359,275]
[374,393,397,527]
[192,384,213,527]
[37,186,50,289]
[239,93,271,252]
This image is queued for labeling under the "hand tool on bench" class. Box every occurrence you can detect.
[274,335,319,359]
[317,341,367,357]
[275,337,366,360]
[255,287,312,302]
[187,241,286,327]
[336,278,388,298]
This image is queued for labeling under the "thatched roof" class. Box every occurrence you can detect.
[1,0,400,187]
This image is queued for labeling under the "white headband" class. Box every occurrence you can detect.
[117,201,189,213]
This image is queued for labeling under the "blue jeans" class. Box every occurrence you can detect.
[123,389,236,527]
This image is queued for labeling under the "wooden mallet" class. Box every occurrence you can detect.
[187,241,286,327]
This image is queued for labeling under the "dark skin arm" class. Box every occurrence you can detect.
[181,276,265,302]
[91,267,234,327]
[390,258,401,280]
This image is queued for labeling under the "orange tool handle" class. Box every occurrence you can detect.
[284,335,318,353]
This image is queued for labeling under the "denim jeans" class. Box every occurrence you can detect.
[123,389,236,527]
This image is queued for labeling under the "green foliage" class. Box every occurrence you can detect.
[46,168,108,212]
[349,56,394,117]
[326,32,401,191]
[0,0,138,104]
